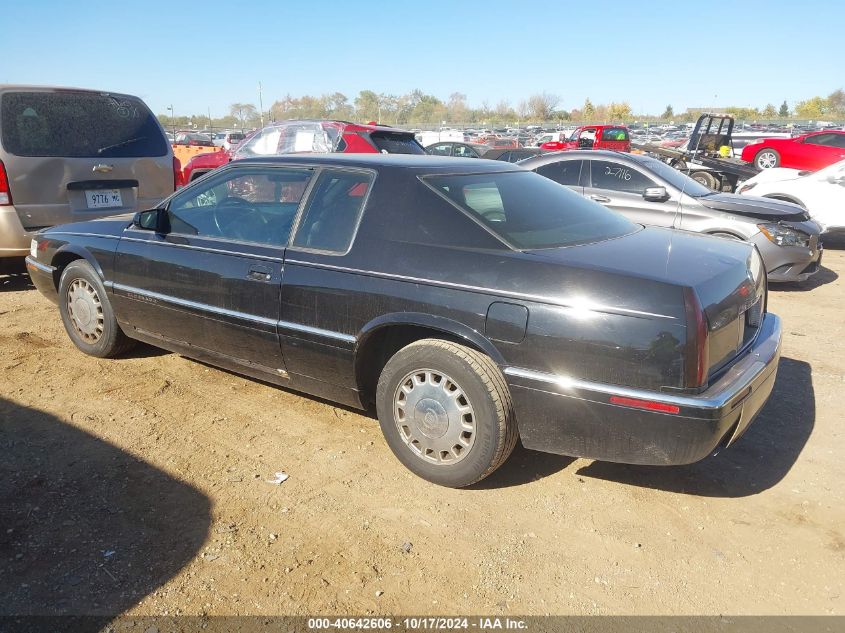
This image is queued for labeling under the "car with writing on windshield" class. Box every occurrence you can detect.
[27,154,781,487]
[0,84,176,260]
[180,120,424,183]
[520,150,823,283]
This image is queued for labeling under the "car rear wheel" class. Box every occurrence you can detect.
[754,148,780,169]
[58,260,135,358]
[376,339,518,488]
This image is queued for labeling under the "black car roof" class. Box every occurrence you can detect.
[233,153,521,173]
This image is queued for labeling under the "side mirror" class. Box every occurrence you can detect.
[132,208,167,232]
[643,186,670,202]
[828,174,845,186]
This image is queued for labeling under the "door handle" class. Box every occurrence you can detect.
[590,195,611,203]
[247,266,273,281]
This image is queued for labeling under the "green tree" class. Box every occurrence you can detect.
[229,103,258,129]
[608,102,633,122]
[661,104,674,119]
[527,92,560,121]
[779,101,790,117]
[762,103,778,119]
[795,96,827,119]
[582,98,595,120]
[827,89,845,116]
[354,90,380,121]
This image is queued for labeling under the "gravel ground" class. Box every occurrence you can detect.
[1,247,843,617]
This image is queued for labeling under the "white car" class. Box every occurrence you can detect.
[738,159,845,236]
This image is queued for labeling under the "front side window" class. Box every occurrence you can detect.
[423,171,637,250]
[590,160,656,194]
[0,91,167,158]
[428,144,452,156]
[291,169,374,253]
[453,145,480,158]
[805,133,836,147]
[535,160,582,186]
[167,167,313,246]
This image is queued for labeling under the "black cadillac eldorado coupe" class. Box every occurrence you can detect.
[26,154,781,487]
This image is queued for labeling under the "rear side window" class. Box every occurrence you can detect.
[423,171,636,250]
[292,170,374,253]
[535,160,582,186]
[1,91,167,158]
[600,127,629,142]
[368,132,425,154]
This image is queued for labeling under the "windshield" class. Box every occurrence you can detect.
[422,171,637,250]
[633,155,714,197]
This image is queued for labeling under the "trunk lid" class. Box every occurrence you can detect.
[528,226,765,383]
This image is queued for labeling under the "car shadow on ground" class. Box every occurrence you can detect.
[772,264,838,292]
[574,357,814,497]
[0,271,33,292]
[0,397,211,627]
[469,443,576,489]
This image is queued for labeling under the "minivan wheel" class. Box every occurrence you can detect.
[376,339,518,488]
[755,149,780,169]
[58,260,135,358]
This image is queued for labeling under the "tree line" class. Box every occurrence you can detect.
[157,89,845,130]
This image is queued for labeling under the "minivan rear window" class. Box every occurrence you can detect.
[369,132,425,154]
[1,91,168,158]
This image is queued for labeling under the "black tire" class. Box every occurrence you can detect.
[375,339,518,488]
[691,170,719,190]
[58,260,135,358]
[754,148,781,169]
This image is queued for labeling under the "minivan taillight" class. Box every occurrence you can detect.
[683,287,709,389]
[173,156,183,190]
[0,160,11,205]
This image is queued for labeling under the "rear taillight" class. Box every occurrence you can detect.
[173,156,183,190]
[0,160,11,205]
[683,287,709,388]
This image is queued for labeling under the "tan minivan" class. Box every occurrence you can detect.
[0,85,175,258]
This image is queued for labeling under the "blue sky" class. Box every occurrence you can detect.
[2,0,842,117]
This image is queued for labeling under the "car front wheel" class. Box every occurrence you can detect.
[58,260,135,358]
[376,339,518,488]
[755,148,780,169]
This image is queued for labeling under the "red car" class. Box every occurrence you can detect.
[741,130,845,170]
[180,120,424,184]
[540,125,631,152]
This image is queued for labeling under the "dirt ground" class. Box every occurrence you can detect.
[1,248,844,618]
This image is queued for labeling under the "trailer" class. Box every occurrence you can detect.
[632,114,760,192]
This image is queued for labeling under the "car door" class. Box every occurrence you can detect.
[112,164,315,376]
[532,159,584,194]
[584,159,668,226]
[799,133,845,170]
[277,167,375,389]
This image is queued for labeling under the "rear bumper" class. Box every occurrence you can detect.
[0,206,32,258]
[505,313,782,466]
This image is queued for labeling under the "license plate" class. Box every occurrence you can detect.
[85,189,123,209]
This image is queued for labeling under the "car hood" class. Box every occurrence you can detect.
[696,192,810,221]
[41,214,134,238]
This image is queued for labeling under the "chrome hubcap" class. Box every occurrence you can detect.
[66,278,104,343]
[757,152,777,169]
[394,369,476,465]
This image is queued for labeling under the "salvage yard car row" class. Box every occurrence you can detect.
[1,82,840,488]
